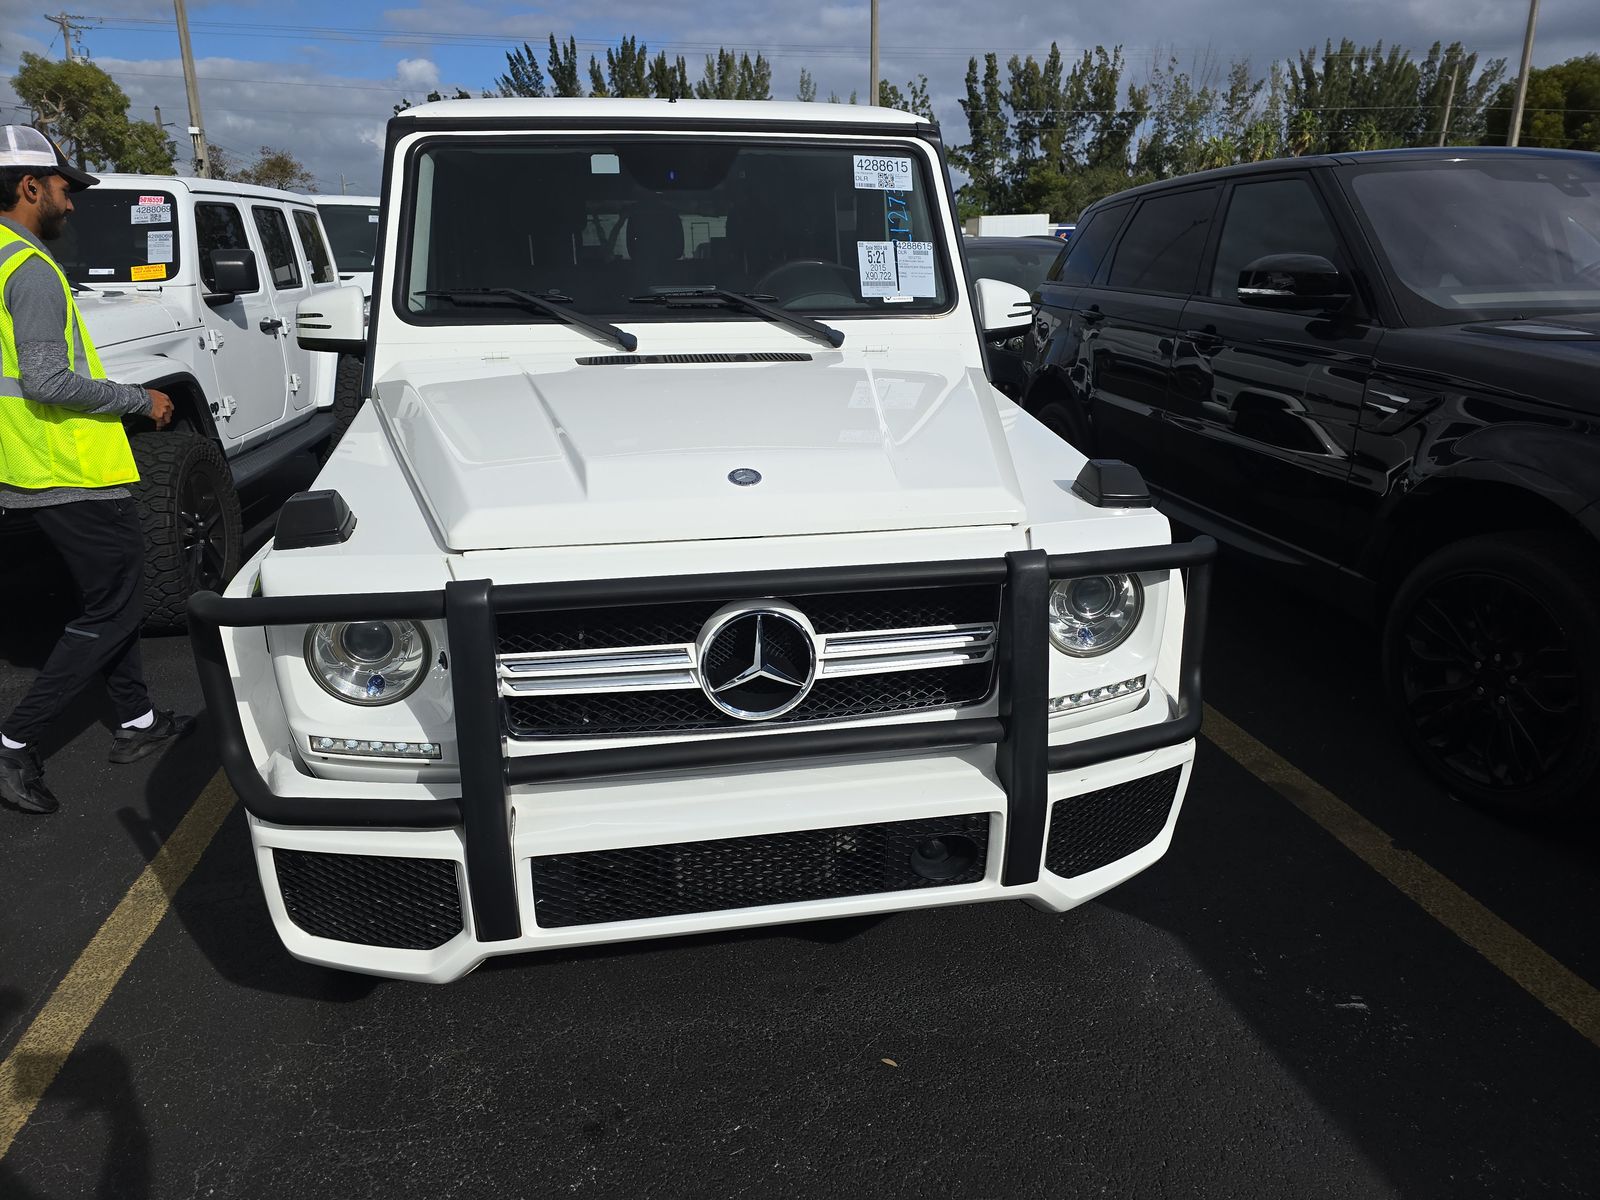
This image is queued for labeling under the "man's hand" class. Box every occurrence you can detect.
[146,389,173,429]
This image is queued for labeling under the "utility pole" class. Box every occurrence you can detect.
[172,0,210,177]
[1437,65,1459,147]
[43,13,88,62]
[1507,0,1540,147]
[340,173,348,195]
[868,0,879,107]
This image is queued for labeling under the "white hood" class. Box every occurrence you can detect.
[77,289,192,349]
[376,353,1026,551]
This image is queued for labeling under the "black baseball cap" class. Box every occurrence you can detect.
[0,124,99,191]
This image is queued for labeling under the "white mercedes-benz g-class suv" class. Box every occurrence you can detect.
[3,175,353,626]
[190,99,1214,982]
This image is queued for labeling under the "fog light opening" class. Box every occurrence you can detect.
[909,834,979,881]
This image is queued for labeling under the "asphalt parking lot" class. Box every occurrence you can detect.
[3,513,1599,1198]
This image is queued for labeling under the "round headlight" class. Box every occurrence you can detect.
[304,619,430,705]
[1048,574,1142,656]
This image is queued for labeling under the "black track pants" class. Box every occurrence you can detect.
[3,497,150,746]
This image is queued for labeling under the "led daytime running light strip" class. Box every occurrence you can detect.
[310,736,441,760]
[1049,675,1147,713]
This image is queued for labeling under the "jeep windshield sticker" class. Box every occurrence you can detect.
[858,241,898,296]
[87,268,114,276]
[131,203,171,225]
[854,155,913,191]
[146,230,174,264]
[130,263,166,282]
[885,192,912,241]
[857,240,936,300]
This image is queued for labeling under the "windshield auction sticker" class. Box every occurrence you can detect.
[894,241,936,297]
[854,155,914,191]
[131,203,171,225]
[858,240,899,296]
[130,263,167,281]
[146,230,174,264]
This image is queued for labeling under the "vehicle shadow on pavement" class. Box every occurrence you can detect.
[130,723,380,1005]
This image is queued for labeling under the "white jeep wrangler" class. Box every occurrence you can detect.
[5,175,357,626]
[191,99,1214,982]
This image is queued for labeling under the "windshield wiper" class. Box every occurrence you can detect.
[627,287,844,348]
[422,287,637,352]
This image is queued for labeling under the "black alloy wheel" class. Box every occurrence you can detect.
[1383,532,1600,816]
[131,430,243,630]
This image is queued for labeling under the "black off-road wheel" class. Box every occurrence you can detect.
[129,430,242,631]
[1382,531,1600,818]
[319,354,366,464]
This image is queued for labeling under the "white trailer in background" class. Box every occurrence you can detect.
[963,213,1051,237]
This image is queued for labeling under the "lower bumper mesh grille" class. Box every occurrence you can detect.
[274,850,463,950]
[529,813,991,928]
[1044,767,1182,878]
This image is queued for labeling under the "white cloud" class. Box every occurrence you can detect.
[395,56,440,92]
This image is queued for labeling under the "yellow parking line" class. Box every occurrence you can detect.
[0,770,235,1160]
[1203,704,1600,1050]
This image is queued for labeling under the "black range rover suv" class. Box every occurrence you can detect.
[1023,147,1600,816]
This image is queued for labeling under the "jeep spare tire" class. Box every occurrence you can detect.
[130,430,242,630]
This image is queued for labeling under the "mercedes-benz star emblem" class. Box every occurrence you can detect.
[728,468,762,486]
[699,609,816,720]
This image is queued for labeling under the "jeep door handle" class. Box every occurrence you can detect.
[1080,307,1106,325]
[259,317,284,334]
[1183,329,1224,354]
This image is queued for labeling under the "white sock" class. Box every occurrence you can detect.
[1,734,24,750]
[121,710,156,731]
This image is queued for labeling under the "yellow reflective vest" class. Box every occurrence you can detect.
[0,225,139,490]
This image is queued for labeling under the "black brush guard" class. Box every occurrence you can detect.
[188,538,1214,944]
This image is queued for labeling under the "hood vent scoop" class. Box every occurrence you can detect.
[577,351,813,366]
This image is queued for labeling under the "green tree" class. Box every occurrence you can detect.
[496,41,548,97]
[798,68,817,102]
[692,50,772,100]
[114,119,176,173]
[603,36,651,97]
[950,53,1010,216]
[547,35,583,98]
[648,51,690,99]
[235,146,315,192]
[11,52,147,170]
[1483,53,1600,150]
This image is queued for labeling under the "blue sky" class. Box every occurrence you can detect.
[1,0,1594,194]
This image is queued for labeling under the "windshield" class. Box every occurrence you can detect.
[319,204,381,272]
[1348,157,1600,323]
[53,188,180,285]
[400,137,952,323]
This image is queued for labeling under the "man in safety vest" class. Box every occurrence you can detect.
[0,125,194,815]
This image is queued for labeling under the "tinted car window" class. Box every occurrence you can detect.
[252,205,302,290]
[291,209,337,285]
[965,239,1063,291]
[1210,178,1343,299]
[1107,188,1217,295]
[1051,202,1129,286]
[194,201,252,293]
[319,204,382,272]
[1348,157,1600,323]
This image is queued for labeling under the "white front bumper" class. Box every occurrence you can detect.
[248,736,1194,983]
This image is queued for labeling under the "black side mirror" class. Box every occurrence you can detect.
[209,248,258,299]
[1237,253,1351,312]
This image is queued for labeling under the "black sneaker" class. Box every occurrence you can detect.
[109,710,196,765]
[0,745,60,815]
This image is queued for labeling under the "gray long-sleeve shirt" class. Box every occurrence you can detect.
[1,214,150,508]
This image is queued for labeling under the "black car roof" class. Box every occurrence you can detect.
[1082,145,1597,213]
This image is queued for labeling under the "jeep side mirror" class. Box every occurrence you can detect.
[975,278,1032,339]
[209,248,258,299]
[1237,254,1351,312]
[296,285,366,354]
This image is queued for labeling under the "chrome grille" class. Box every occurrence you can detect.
[497,586,1000,739]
